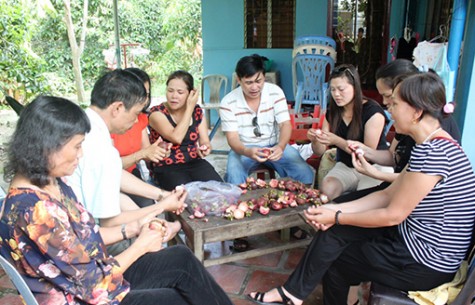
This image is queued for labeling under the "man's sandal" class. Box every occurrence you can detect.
[247,286,295,305]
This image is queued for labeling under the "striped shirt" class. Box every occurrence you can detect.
[400,138,475,273]
[219,82,290,146]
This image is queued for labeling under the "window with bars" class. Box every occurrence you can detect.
[245,0,295,49]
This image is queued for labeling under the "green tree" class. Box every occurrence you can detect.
[0,0,49,103]
[1,0,203,102]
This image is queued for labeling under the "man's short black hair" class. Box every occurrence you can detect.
[235,54,266,79]
[91,69,147,110]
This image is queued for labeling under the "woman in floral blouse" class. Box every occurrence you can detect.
[0,96,233,305]
[148,70,223,190]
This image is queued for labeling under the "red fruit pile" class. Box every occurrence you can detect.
[225,178,329,220]
[238,177,308,192]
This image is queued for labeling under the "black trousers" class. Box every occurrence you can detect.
[283,225,455,305]
[152,159,223,191]
[121,245,233,305]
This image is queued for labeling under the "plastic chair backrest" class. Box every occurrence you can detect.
[0,254,39,305]
[294,35,336,49]
[292,44,337,61]
[292,54,335,113]
[201,74,228,105]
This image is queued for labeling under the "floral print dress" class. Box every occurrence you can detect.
[148,103,203,168]
[0,179,130,305]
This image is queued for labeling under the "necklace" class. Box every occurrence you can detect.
[423,127,442,143]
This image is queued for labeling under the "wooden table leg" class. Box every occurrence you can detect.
[194,231,205,264]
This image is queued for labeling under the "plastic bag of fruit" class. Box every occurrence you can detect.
[183,181,242,217]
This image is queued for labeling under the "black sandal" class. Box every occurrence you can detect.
[229,238,249,252]
[247,286,295,305]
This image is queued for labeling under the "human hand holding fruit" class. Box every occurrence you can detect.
[159,186,187,214]
[197,143,211,158]
[246,147,269,162]
[135,220,165,253]
[303,205,336,231]
[267,145,283,161]
[145,137,172,162]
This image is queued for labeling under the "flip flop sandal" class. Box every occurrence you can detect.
[246,286,295,305]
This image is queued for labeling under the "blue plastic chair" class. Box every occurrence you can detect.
[292,54,335,114]
[294,35,336,49]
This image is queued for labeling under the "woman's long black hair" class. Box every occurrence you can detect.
[328,64,364,140]
[4,96,91,187]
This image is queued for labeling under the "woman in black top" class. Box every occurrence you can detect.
[334,59,460,203]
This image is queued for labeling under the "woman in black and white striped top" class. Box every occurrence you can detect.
[248,73,475,305]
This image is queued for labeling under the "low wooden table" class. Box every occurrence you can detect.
[169,189,313,267]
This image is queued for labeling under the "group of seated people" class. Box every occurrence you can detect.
[0,54,474,305]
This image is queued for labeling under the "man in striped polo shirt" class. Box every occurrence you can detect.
[219,54,314,185]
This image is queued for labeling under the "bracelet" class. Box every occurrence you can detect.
[121,224,128,240]
[335,210,342,225]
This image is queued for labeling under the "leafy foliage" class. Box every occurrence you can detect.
[1,0,202,102]
[0,0,49,102]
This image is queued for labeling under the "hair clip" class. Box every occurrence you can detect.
[443,102,455,114]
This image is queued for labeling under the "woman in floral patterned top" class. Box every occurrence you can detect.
[0,96,233,305]
[148,70,223,190]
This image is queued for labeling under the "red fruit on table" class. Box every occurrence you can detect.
[233,209,245,219]
[225,204,237,214]
[256,196,267,207]
[194,210,206,218]
[259,205,270,215]
[269,179,279,188]
[271,201,283,211]
[255,178,267,188]
[238,201,249,212]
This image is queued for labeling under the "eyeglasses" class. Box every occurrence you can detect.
[252,116,262,137]
[333,65,355,81]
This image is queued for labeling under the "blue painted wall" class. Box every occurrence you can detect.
[455,0,475,170]
[201,0,328,101]
[388,0,405,62]
[202,0,475,169]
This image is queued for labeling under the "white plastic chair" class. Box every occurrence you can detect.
[200,74,228,140]
[0,255,39,305]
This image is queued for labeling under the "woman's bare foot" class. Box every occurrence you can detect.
[248,286,302,305]
[162,220,181,242]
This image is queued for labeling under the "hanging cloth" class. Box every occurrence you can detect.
[397,35,417,60]
[413,41,454,104]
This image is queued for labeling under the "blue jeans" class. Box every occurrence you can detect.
[225,144,314,185]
